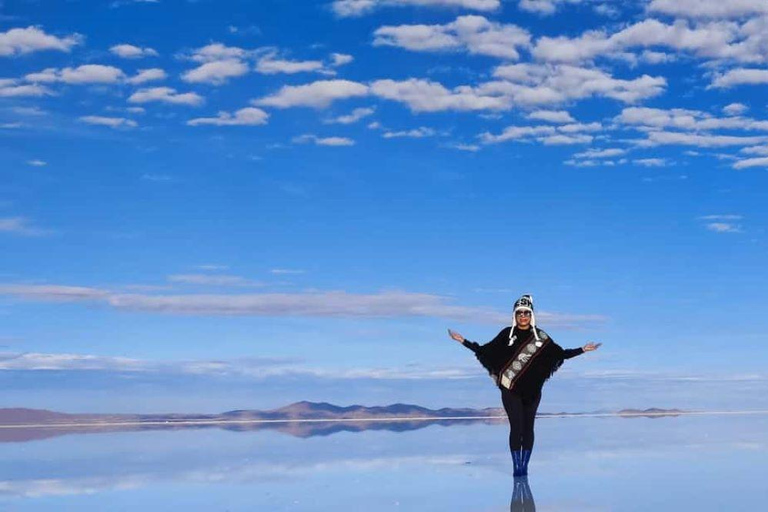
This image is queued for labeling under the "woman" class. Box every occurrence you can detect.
[448,294,601,477]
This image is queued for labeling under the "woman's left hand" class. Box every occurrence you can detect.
[583,342,602,352]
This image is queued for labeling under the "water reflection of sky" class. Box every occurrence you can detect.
[2,414,767,511]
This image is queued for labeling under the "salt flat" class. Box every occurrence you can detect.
[1,412,767,511]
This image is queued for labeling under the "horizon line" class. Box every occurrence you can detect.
[3,409,768,430]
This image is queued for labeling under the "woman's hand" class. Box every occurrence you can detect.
[448,329,465,343]
[583,342,602,352]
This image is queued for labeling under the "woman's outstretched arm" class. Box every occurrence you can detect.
[448,328,508,353]
[563,342,601,359]
[447,329,482,353]
[447,327,510,385]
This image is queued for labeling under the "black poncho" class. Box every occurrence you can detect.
[463,326,583,399]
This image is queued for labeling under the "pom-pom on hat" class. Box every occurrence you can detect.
[511,294,539,341]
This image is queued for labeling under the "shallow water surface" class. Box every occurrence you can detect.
[2,413,767,511]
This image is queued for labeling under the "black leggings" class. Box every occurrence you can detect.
[501,389,542,453]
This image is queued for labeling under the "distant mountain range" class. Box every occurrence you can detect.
[0,402,687,443]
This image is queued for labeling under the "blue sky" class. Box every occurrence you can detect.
[2,0,768,413]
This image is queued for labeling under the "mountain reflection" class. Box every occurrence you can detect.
[0,417,507,443]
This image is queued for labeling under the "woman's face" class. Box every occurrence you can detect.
[516,310,532,329]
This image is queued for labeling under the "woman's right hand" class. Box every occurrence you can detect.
[447,329,465,343]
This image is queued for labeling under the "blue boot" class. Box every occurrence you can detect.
[520,449,532,476]
[512,450,524,477]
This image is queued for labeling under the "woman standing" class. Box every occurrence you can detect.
[448,294,600,477]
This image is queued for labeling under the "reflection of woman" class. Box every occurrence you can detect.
[449,294,600,477]
[510,475,536,512]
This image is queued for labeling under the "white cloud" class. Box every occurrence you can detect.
[480,124,555,143]
[741,145,768,155]
[26,65,125,84]
[109,44,158,59]
[293,134,356,146]
[633,158,668,167]
[705,222,742,233]
[373,15,531,60]
[733,156,768,169]
[266,68,664,116]
[0,26,82,56]
[371,78,510,112]
[167,274,263,287]
[177,44,251,85]
[565,158,599,167]
[639,131,768,147]
[382,127,436,138]
[187,107,269,126]
[616,107,768,131]
[699,214,743,220]
[181,59,249,85]
[558,121,602,133]
[330,53,354,66]
[723,16,768,64]
[332,0,500,17]
[254,79,369,109]
[24,68,60,83]
[723,102,748,115]
[26,159,47,166]
[616,105,768,153]
[128,87,204,106]
[535,19,743,64]
[480,121,601,144]
[640,50,676,64]
[186,43,248,63]
[491,64,667,105]
[325,107,375,124]
[540,133,593,144]
[526,110,575,123]
[0,283,604,327]
[23,69,58,82]
[0,217,48,236]
[0,352,149,372]
[9,106,48,116]
[227,24,262,36]
[0,284,103,301]
[0,351,497,386]
[449,143,481,151]
[79,115,138,128]
[648,0,768,19]
[0,351,294,375]
[518,0,584,15]
[0,80,51,97]
[710,68,768,88]
[126,68,166,84]
[617,106,703,128]
[59,65,126,84]
[255,53,325,75]
[0,350,487,382]
[270,269,305,275]
[574,148,626,158]
[532,16,768,66]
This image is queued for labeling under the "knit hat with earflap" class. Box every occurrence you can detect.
[511,294,539,341]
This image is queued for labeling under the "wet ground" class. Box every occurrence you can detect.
[2,412,767,511]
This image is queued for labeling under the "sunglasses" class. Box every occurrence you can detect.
[515,310,532,317]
